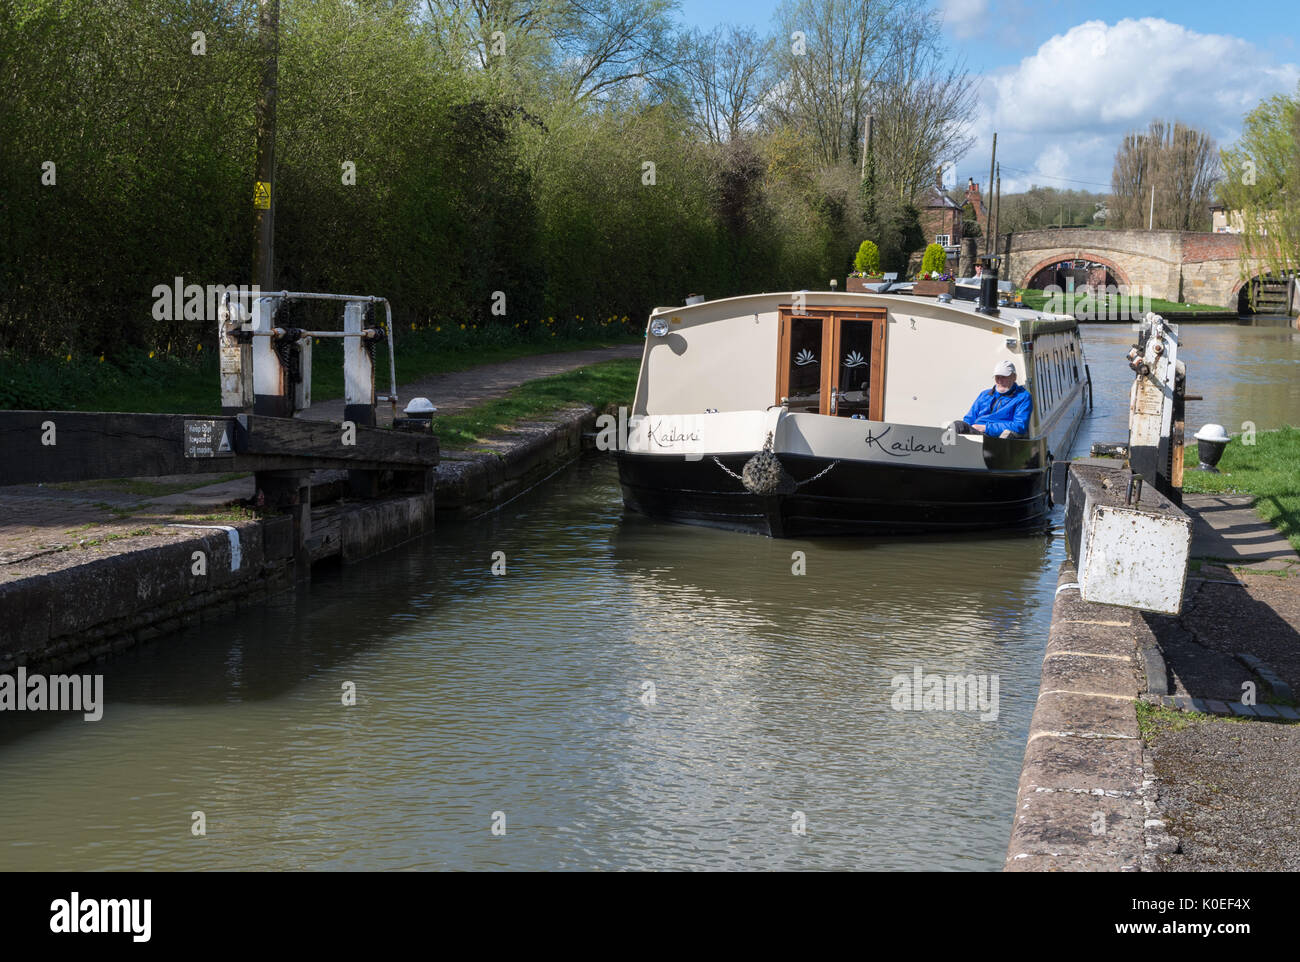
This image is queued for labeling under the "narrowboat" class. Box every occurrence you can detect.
[616,284,1090,537]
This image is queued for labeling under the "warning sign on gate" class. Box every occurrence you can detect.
[253,181,271,209]
[184,420,234,458]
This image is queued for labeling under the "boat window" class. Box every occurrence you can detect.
[778,306,885,418]
[835,320,874,418]
[785,316,823,414]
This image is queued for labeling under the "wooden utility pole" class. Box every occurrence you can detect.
[993,162,1001,250]
[984,133,997,258]
[252,0,279,291]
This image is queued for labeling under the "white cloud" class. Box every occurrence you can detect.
[961,18,1300,194]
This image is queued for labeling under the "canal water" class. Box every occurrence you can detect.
[1,320,1296,871]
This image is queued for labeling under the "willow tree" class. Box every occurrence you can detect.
[1219,84,1300,288]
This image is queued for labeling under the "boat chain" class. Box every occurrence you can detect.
[713,432,839,493]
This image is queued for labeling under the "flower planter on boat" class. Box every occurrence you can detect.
[846,275,885,292]
[911,278,955,297]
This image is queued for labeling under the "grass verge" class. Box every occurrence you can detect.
[431,358,639,449]
[1137,700,1249,742]
[1182,426,1300,552]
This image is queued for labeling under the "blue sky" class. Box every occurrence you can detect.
[674,0,1300,192]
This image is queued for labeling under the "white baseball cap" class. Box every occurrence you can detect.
[993,360,1016,377]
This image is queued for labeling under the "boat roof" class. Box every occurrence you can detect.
[650,291,1072,329]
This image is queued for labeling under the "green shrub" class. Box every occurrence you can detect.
[920,243,948,276]
[853,240,881,275]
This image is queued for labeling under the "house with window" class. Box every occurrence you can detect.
[1210,203,1280,235]
[1210,204,1244,233]
[916,174,985,270]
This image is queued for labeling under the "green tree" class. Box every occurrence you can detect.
[1219,83,1300,286]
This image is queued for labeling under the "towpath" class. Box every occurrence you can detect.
[1138,494,1300,870]
[302,343,640,422]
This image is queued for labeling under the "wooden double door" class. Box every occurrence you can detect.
[776,306,887,419]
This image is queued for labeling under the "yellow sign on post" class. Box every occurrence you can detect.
[253,181,271,209]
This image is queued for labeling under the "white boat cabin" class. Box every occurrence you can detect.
[631,290,1085,447]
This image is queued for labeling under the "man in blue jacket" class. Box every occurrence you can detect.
[951,360,1033,437]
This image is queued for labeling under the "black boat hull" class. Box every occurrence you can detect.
[617,451,1050,537]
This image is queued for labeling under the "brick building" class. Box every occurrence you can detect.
[917,174,986,267]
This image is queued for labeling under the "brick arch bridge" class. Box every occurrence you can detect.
[1003,228,1263,309]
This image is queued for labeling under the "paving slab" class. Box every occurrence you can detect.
[1006,790,1144,869]
[1018,733,1145,796]
[1040,651,1140,698]
[1182,493,1300,570]
[1032,691,1141,739]
[1136,500,1300,871]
